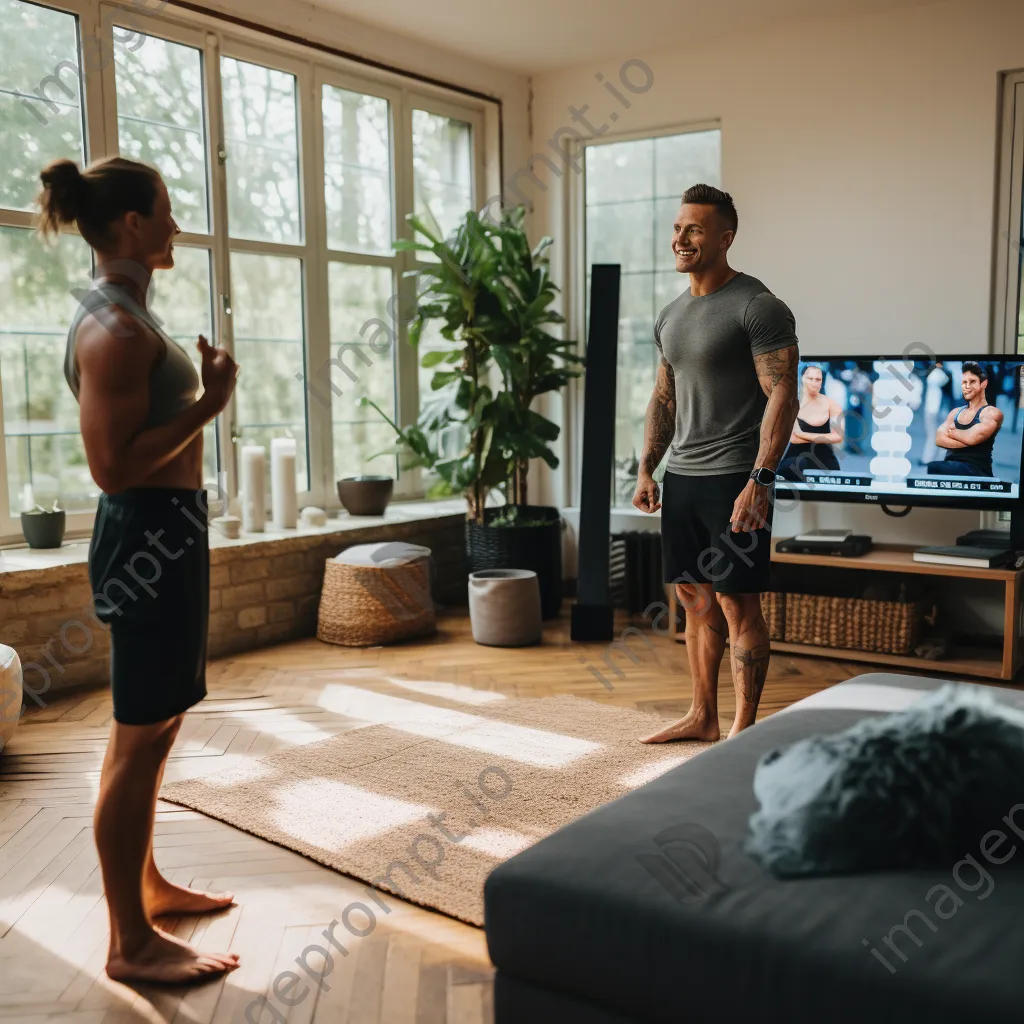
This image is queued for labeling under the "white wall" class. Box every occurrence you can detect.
[529,0,1024,547]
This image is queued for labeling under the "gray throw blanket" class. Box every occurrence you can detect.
[746,685,1024,877]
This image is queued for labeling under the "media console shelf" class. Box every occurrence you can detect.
[668,541,1024,681]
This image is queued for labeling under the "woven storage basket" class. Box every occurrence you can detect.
[759,591,785,641]
[316,555,436,647]
[783,592,928,655]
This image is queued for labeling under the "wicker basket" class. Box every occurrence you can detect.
[783,592,930,655]
[316,555,436,647]
[760,592,785,641]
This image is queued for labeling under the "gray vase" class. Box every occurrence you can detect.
[468,569,542,647]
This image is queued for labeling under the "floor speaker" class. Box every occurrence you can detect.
[571,264,621,641]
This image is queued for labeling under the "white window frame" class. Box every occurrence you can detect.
[994,70,1024,354]
[569,119,721,509]
[0,0,494,544]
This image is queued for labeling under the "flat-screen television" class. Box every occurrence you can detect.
[774,356,1024,511]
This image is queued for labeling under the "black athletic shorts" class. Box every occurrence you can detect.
[661,470,773,594]
[88,487,209,725]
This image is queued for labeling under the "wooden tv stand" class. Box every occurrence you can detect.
[667,541,1024,681]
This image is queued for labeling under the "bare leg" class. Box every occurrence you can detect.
[96,715,240,984]
[641,582,724,743]
[718,592,771,738]
[142,723,234,918]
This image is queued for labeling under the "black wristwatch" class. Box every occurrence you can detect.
[750,467,777,486]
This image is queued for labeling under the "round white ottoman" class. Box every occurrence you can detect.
[468,569,542,647]
[0,644,22,755]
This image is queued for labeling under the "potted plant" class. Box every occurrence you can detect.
[21,500,66,549]
[361,204,582,618]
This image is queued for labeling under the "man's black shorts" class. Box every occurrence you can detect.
[660,470,773,594]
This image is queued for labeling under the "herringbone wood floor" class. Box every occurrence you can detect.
[0,607,874,1023]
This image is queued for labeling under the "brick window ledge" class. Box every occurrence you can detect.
[0,498,469,698]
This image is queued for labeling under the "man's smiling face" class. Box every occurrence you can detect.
[671,202,733,274]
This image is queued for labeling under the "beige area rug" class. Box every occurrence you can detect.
[161,694,715,925]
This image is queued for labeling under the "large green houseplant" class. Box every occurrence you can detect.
[361,203,582,617]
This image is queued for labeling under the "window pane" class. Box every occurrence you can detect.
[322,85,392,254]
[147,246,218,487]
[0,226,93,511]
[327,263,397,480]
[0,0,84,212]
[114,32,209,233]
[584,129,722,503]
[221,57,301,244]
[230,252,308,490]
[412,109,473,242]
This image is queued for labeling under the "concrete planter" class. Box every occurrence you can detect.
[468,569,542,647]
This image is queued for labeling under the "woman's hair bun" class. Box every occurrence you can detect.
[37,158,88,237]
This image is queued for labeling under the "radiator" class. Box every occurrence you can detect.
[609,531,664,614]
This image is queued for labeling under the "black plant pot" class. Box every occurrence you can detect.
[466,505,563,620]
[337,475,394,516]
[21,509,66,549]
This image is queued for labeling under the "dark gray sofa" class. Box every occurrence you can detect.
[484,673,1024,1023]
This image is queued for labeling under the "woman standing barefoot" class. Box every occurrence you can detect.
[36,156,240,984]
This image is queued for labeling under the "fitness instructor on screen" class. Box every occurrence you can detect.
[631,184,799,744]
[927,361,1002,478]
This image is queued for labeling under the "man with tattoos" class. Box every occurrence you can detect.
[632,184,799,743]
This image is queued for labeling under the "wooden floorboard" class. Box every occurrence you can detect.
[0,606,889,1022]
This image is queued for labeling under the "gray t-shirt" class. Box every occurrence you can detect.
[654,271,798,475]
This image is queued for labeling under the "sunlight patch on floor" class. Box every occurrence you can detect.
[316,684,599,767]
[459,826,535,858]
[269,779,435,848]
[616,754,691,789]
[385,677,507,705]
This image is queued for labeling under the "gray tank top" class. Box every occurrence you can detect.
[64,280,200,427]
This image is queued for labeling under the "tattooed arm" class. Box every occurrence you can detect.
[752,344,800,472]
[633,356,676,513]
[729,344,799,533]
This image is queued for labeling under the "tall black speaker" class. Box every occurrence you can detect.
[571,264,620,641]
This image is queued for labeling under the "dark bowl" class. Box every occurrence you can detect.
[21,509,66,549]
[337,476,394,516]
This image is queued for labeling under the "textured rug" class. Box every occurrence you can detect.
[161,693,715,925]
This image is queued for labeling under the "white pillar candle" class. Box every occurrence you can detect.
[240,445,266,533]
[270,437,298,530]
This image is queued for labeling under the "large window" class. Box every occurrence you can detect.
[997,71,1024,354]
[584,127,721,504]
[0,0,486,540]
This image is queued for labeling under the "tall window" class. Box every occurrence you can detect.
[0,0,91,515]
[997,71,1024,354]
[0,0,486,541]
[584,127,721,504]
[113,29,218,489]
[322,83,397,481]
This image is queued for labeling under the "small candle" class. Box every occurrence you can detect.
[270,437,298,530]
[21,482,34,512]
[240,445,266,533]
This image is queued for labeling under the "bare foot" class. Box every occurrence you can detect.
[640,713,720,744]
[727,716,756,740]
[146,880,235,917]
[107,929,239,985]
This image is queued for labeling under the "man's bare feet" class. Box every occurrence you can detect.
[640,711,720,744]
[107,929,239,985]
[726,717,755,739]
[146,879,235,918]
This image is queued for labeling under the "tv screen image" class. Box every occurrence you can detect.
[775,357,1024,510]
